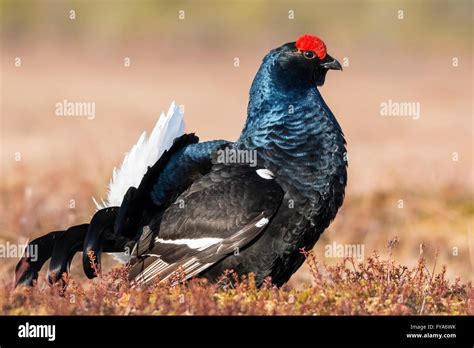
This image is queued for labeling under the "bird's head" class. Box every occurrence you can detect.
[271,34,342,90]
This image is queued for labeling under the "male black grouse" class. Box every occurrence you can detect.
[15,34,347,287]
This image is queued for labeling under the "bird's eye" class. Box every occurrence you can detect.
[303,50,316,59]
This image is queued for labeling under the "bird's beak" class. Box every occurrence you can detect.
[321,55,343,71]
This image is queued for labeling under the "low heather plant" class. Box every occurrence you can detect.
[3,244,471,315]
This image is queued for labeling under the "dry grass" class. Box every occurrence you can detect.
[2,246,471,316]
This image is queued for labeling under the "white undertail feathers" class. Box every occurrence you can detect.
[93,102,185,210]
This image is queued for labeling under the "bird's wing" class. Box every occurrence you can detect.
[149,139,230,208]
[112,135,230,237]
[109,133,230,264]
[128,164,284,284]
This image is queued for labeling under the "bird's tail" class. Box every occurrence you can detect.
[93,101,185,210]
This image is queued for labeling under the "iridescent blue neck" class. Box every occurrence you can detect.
[238,49,328,142]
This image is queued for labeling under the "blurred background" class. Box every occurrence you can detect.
[0,0,472,286]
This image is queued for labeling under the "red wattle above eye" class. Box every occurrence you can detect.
[296,34,327,60]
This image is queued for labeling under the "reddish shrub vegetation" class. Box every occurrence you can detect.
[2,246,471,315]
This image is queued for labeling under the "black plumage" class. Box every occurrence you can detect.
[15,34,347,288]
[126,37,347,286]
[129,161,284,283]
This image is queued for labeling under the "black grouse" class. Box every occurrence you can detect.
[15,34,347,288]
